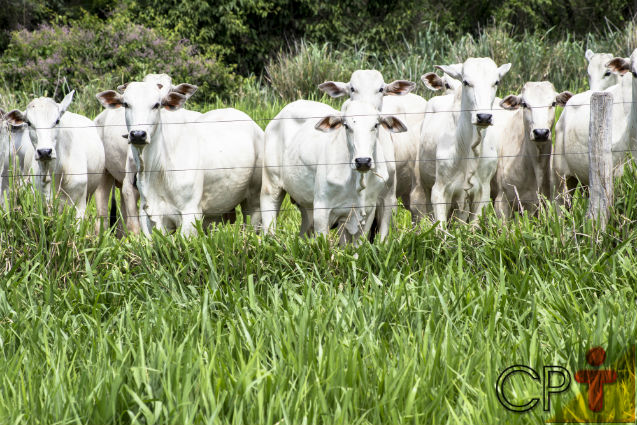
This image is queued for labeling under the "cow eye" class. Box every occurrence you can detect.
[463,80,469,87]
[152,103,160,109]
[351,87,356,93]
[54,118,60,125]
[343,122,350,130]
[123,102,129,109]
[521,102,528,108]
[633,71,637,78]
[604,70,612,77]
[495,81,499,86]
[445,83,451,89]
[378,87,384,93]
[374,122,379,129]
[551,101,557,107]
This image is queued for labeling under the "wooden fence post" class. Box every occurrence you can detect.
[586,91,613,229]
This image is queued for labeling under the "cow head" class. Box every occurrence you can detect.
[319,70,415,110]
[314,100,407,172]
[421,71,462,94]
[585,50,620,91]
[96,82,194,146]
[5,90,75,162]
[436,58,511,127]
[606,49,637,80]
[500,82,573,143]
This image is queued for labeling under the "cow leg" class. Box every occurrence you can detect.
[260,181,284,235]
[93,172,114,233]
[469,183,491,222]
[179,206,202,237]
[122,153,141,235]
[375,191,396,242]
[494,190,511,219]
[313,203,331,236]
[431,181,450,224]
[299,208,314,236]
[408,180,429,224]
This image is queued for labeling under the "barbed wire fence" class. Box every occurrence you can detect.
[0,92,631,230]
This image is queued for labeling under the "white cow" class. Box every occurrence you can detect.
[94,73,200,234]
[552,52,635,206]
[492,82,572,217]
[585,49,621,91]
[260,100,406,245]
[415,58,511,223]
[6,91,110,225]
[96,82,263,236]
[0,111,37,206]
[321,70,425,225]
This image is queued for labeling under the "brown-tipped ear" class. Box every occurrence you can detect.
[499,95,522,110]
[161,92,186,111]
[171,83,198,99]
[96,90,123,109]
[117,82,130,93]
[384,80,415,96]
[380,115,407,133]
[318,81,349,98]
[315,115,344,132]
[6,109,26,126]
[555,91,574,106]
[421,73,445,91]
[606,57,630,75]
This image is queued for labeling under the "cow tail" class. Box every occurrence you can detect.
[109,186,117,228]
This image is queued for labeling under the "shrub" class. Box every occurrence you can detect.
[0,13,238,105]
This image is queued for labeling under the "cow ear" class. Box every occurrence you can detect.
[585,49,594,62]
[117,82,130,93]
[315,115,344,132]
[6,109,26,127]
[497,63,512,79]
[318,81,349,98]
[555,91,574,106]
[422,73,445,91]
[499,95,522,110]
[380,115,407,133]
[384,80,415,96]
[171,83,198,99]
[434,64,462,81]
[606,57,630,75]
[96,90,124,109]
[58,90,75,115]
[161,92,186,111]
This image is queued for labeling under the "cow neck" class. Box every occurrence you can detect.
[630,72,637,149]
[457,94,485,160]
[140,113,179,180]
[522,117,552,197]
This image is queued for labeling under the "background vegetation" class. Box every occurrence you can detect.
[0,1,636,424]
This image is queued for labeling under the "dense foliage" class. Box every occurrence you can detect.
[0,13,236,102]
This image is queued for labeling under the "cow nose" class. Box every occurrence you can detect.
[476,113,493,125]
[36,148,53,160]
[129,130,147,144]
[532,128,550,141]
[354,157,372,172]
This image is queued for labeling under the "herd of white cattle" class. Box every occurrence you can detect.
[1,48,636,244]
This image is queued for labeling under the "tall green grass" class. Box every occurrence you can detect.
[1,125,637,424]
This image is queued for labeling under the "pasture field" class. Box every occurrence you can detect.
[0,94,636,424]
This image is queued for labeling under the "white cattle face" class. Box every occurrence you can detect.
[5,90,75,161]
[500,82,573,142]
[436,58,511,127]
[319,70,415,110]
[421,71,461,93]
[314,100,407,172]
[585,50,620,91]
[96,82,193,146]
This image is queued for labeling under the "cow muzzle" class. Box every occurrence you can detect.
[532,128,551,142]
[128,130,148,145]
[36,148,55,161]
[475,113,493,127]
[354,157,372,172]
